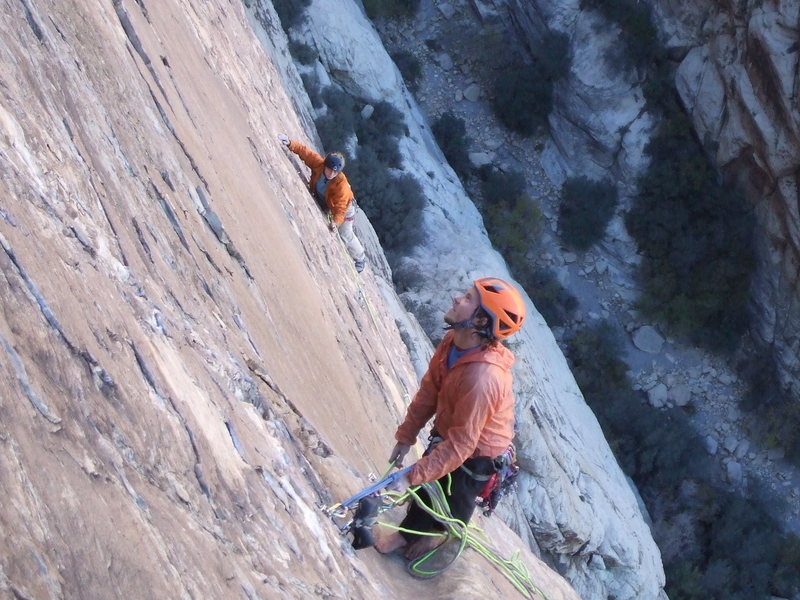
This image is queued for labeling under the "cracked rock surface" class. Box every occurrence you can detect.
[0,1,580,599]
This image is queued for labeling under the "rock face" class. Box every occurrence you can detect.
[0,1,581,599]
[663,0,800,397]
[507,0,800,393]
[289,1,667,598]
[506,0,656,191]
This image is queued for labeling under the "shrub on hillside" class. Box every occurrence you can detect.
[316,87,357,151]
[580,0,658,71]
[535,30,572,80]
[346,146,424,253]
[642,58,675,110]
[625,111,755,353]
[272,0,311,29]
[558,176,618,251]
[391,50,422,91]
[289,40,317,65]
[491,64,553,136]
[518,268,577,327]
[432,112,472,179]
[738,347,800,464]
[483,195,543,264]
[317,89,409,168]
[567,320,630,396]
[478,167,527,207]
[363,0,420,19]
[477,167,534,260]
[355,101,406,168]
[773,533,800,598]
[300,73,323,109]
[665,488,800,600]
[490,30,569,136]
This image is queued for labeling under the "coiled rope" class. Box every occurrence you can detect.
[379,476,551,600]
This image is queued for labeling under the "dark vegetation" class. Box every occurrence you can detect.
[432,112,471,179]
[490,31,570,136]
[567,321,800,599]
[491,65,553,136]
[391,50,423,92]
[272,0,311,29]
[580,0,658,71]
[738,346,800,465]
[582,0,756,355]
[288,41,317,65]
[362,0,420,19]
[625,110,755,355]
[301,73,323,109]
[557,177,618,252]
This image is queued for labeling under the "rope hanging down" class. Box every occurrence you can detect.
[330,224,411,404]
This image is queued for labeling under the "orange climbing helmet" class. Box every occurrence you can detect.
[474,277,526,340]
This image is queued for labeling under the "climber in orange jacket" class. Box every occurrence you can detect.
[278,134,367,272]
[375,277,526,560]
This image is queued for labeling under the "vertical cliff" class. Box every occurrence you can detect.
[270,1,667,598]
[508,0,800,392]
[663,0,800,395]
[0,0,580,598]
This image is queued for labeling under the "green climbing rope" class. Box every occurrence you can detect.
[379,477,551,600]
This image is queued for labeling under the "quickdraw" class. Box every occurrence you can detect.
[322,464,411,549]
[477,444,520,516]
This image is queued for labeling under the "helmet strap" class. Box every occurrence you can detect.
[444,308,493,340]
[445,317,474,331]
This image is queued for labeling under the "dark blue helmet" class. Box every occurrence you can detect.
[324,152,345,172]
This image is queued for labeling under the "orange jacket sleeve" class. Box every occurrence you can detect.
[407,365,501,485]
[395,368,439,446]
[394,336,451,445]
[287,140,324,170]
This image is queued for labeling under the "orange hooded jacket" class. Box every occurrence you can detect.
[396,330,516,486]
[287,140,353,226]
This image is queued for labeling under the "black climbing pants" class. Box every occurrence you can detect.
[398,454,495,543]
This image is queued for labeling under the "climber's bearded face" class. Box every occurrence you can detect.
[444,286,480,326]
